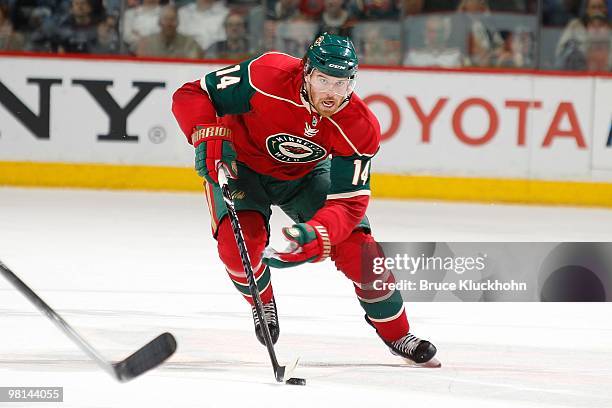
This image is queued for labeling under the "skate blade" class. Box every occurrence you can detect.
[403,357,441,368]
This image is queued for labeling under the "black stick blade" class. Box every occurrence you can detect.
[275,357,300,383]
[112,332,177,382]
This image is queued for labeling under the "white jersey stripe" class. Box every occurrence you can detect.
[327,117,375,157]
[225,262,265,280]
[247,53,309,110]
[357,290,395,304]
[327,190,371,200]
[368,305,406,323]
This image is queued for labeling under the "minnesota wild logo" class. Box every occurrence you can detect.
[266,134,327,163]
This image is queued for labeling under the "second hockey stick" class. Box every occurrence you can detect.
[0,260,177,382]
[218,169,304,385]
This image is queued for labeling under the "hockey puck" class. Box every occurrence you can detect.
[286,377,306,386]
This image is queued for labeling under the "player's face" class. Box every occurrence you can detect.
[306,70,353,117]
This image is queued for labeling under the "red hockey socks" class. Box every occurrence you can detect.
[217,211,274,305]
[332,229,410,342]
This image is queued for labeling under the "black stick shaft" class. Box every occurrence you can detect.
[0,260,116,378]
[218,171,284,381]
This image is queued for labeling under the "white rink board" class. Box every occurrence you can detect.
[0,55,611,181]
[528,76,593,179]
[591,77,612,173]
[358,70,534,178]
[0,57,217,167]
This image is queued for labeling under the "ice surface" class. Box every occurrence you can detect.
[1,187,611,408]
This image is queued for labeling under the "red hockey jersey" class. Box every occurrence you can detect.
[172,52,381,244]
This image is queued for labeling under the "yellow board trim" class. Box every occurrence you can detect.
[0,161,202,192]
[371,174,612,208]
[1,161,612,208]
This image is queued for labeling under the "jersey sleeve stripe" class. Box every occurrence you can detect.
[327,190,371,200]
[327,117,375,157]
[247,53,308,109]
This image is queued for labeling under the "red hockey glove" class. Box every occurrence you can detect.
[193,124,237,185]
[263,222,331,268]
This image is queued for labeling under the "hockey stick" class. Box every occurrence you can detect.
[0,260,177,382]
[218,169,303,384]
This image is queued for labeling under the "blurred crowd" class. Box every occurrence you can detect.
[0,0,609,71]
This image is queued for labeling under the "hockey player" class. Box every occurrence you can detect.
[172,33,437,364]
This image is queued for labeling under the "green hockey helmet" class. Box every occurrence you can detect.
[304,33,358,79]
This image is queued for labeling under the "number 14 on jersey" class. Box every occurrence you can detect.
[216,65,241,90]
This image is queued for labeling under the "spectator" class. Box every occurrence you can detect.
[404,15,463,67]
[401,0,423,15]
[556,0,608,62]
[585,12,610,70]
[493,29,534,67]
[456,0,502,66]
[54,0,106,22]
[137,4,202,58]
[9,0,57,51]
[543,0,582,26]
[300,0,324,18]
[25,8,56,51]
[178,0,228,51]
[95,10,120,53]
[458,0,489,14]
[315,0,355,37]
[267,0,305,20]
[103,0,132,15]
[9,0,55,33]
[583,0,609,18]
[263,18,278,49]
[359,23,401,64]
[206,11,251,59]
[557,37,588,68]
[350,0,400,19]
[122,0,162,51]
[457,0,490,14]
[53,0,102,53]
[556,11,610,69]
[274,18,316,54]
[1,3,25,50]
[494,31,515,67]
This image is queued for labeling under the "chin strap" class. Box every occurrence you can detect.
[300,76,315,113]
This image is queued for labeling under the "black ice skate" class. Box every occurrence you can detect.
[252,297,280,346]
[365,315,440,367]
